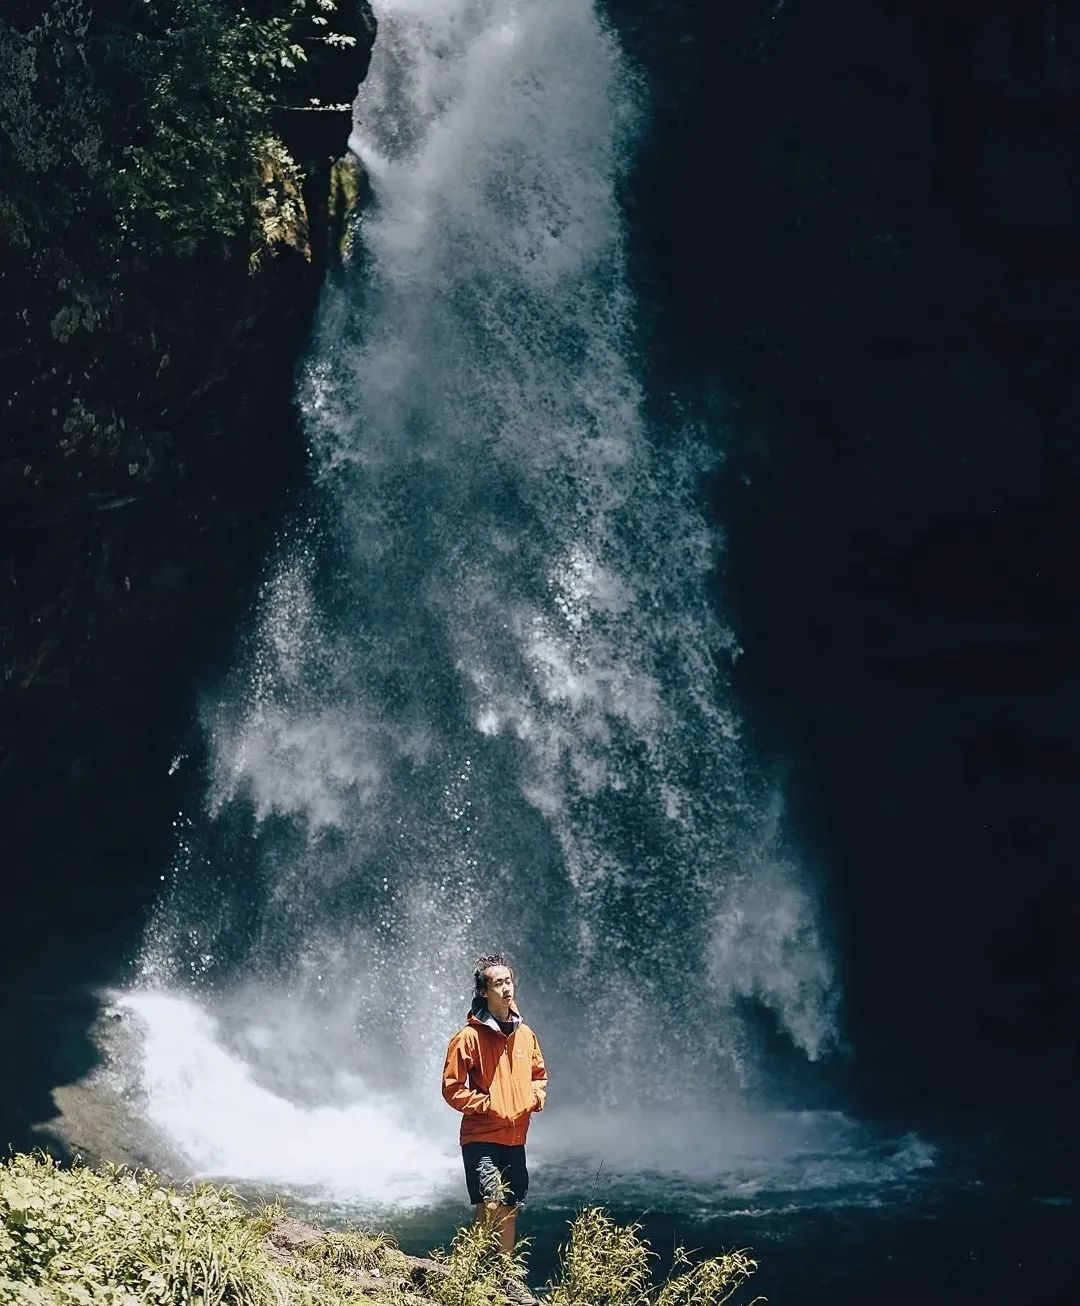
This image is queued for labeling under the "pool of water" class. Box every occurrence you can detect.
[228,1121,1077,1306]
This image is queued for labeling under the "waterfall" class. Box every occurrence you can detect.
[126,0,838,1195]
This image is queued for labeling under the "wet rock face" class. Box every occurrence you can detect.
[275,0,378,269]
[611,0,1080,1112]
[0,4,376,1017]
[2,238,313,979]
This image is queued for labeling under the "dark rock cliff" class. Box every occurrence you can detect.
[613,0,1079,1116]
[0,0,375,1146]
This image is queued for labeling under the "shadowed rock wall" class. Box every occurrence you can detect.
[613,0,1079,1115]
[0,0,375,1150]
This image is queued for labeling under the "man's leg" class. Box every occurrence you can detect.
[476,1204,537,1305]
[465,1148,517,1249]
[497,1207,518,1255]
[473,1202,518,1253]
[465,1143,536,1300]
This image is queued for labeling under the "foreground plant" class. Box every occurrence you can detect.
[547,1208,762,1306]
[0,1153,762,1306]
[0,1152,383,1305]
[428,1221,526,1306]
[0,1152,285,1305]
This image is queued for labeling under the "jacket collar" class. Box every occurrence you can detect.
[468,998,522,1035]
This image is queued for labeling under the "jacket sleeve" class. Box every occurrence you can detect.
[530,1034,548,1111]
[442,1029,490,1115]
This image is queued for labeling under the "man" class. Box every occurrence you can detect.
[442,953,548,1304]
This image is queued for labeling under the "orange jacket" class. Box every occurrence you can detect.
[442,1003,548,1146]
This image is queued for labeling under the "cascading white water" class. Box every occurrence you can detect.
[123,0,840,1197]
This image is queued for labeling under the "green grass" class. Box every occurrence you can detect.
[547,1208,761,1306]
[0,1153,763,1306]
[299,1229,404,1276]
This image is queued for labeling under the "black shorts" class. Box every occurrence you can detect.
[461,1142,529,1209]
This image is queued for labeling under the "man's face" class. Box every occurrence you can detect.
[483,965,514,1007]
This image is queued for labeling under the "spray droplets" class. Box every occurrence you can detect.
[129,0,838,1188]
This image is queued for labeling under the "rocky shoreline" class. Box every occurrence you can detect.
[263,1214,450,1303]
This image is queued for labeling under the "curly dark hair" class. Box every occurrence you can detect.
[472,952,515,1002]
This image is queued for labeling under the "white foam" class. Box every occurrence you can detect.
[110,991,931,1216]
[118,992,458,1205]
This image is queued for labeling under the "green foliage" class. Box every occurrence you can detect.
[0,1152,284,1305]
[0,1155,763,1306]
[0,1154,426,1306]
[546,1209,652,1306]
[299,1228,402,1275]
[654,1246,762,1306]
[246,1203,292,1239]
[427,1222,521,1306]
[92,0,287,258]
[547,1209,762,1306]
[252,132,309,268]
[0,0,356,261]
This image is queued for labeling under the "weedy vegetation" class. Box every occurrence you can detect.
[299,1229,405,1276]
[546,1208,761,1306]
[427,1221,527,1306]
[0,0,369,478]
[0,1153,763,1306]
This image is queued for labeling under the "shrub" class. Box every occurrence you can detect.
[654,1245,762,1306]
[546,1208,652,1306]
[0,0,357,262]
[547,1208,762,1306]
[426,1221,517,1306]
[299,1228,403,1275]
[0,1152,285,1305]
